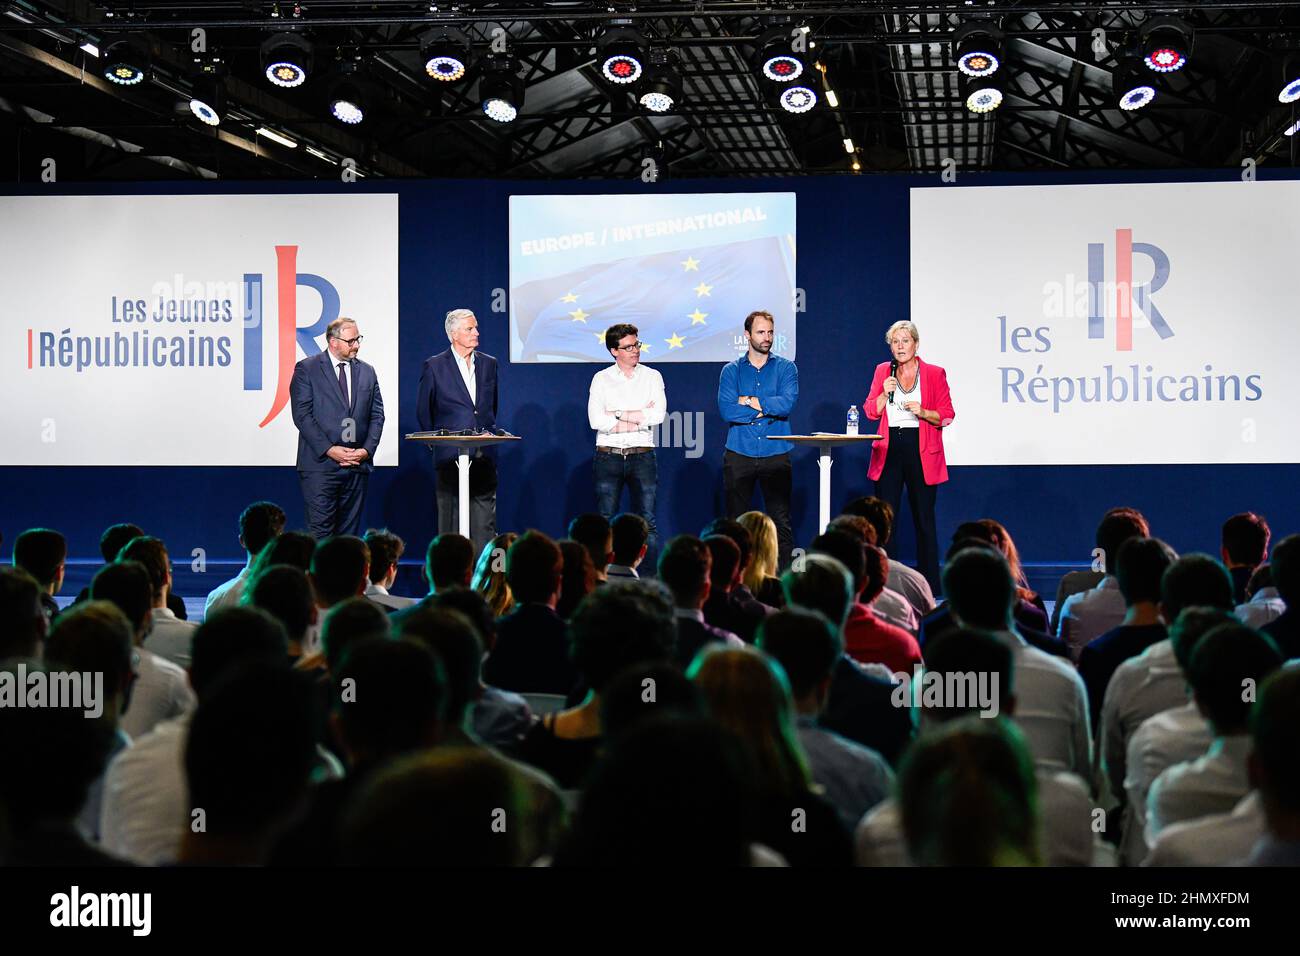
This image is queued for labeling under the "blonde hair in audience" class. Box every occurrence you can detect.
[472,532,518,617]
[738,511,779,594]
[977,518,1036,603]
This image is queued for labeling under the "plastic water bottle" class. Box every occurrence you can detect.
[846,405,859,436]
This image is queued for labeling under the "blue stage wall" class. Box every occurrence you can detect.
[7,168,1300,581]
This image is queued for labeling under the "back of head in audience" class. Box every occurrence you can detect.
[506,530,563,607]
[117,535,171,605]
[1248,668,1300,835]
[920,628,1016,725]
[98,523,144,564]
[190,607,289,700]
[1116,536,1178,608]
[842,496,894,549]
[942,547,1015,631]
[611,513,649,568]
[431,587,497,653]
[1270,534,1300,607]
[397,607,481,725]
[600,663,703,740]
[310,536,371,608]
[781,553,853,629]
[703,534,741,596]
[472,532,518,617]
[570,582,674,695]
[756,608,843,710]
[899,716,1040,866]
[321,597,391,673]
[239,501,287,560]
[1096,507,1150,576]
[90,560,153,642]
[252,531,317,577]
[657,535,711,610]
[332,638,446,766]
[340,748,525,866]
[827,514,877,546]
[568,514,612,576]
[557,539,596,620]
[426,533,475,593]
[0,567,47,659]
[1246,564,1273,600]
[1160,553,1234,622]
[44,601,135,722]
[810,530,866,599]
[246,564,316,649]
[363,528,405,587]
[1221,512,1270,570]
[14,528,67,593]
[1167,606,1238,676]
[702,518,753,574]
[737,512,779,586]
[1186,623,1283,736]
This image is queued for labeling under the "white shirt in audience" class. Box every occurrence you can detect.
[121,648,195,740]
[1235,587,1285,630]
[872,587,919,635]
[99,714,190,865]
[997,630,1092,784]
[1143,792,1263,866]
[885,557,936,617]
[1146,735,1253,845]
[364,581,418,611]
[1121,701,1212,865]
[203,563,251,619]
[1098,639,1188,803]
[143,606,198,668]
[1058,575,1126,661]
[854,769,1103,866]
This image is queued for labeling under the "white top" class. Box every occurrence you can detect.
[100,713,190,865]
[1098,639,1189,804]
[871,587,919,635]
[886,557,937,617]
[203,564,252,620]
[121,648,195,740]
[1144,792,1263,867]
[588,363,667,449]
[854,768,1103,866]
[1236,586,1285,629]
[1146,735,1253,845]
[1058,575,1126,661]
[997,630,1093,784]
[143,606,199,668]
[364,581,418,610]
[331,356,353,403]
[453,348,477,404]
[888,370,922,428]
[1121,701,1212,865]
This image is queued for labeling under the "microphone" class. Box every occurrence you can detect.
[888,358,898,405]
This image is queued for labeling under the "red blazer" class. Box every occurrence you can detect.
[863,356,955,485]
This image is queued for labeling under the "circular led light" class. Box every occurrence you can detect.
[779,85,817,114]
[105,62,144,86]
[1280,78,1300,104]
[602,54,642,85]
[425,55,466,82]
[639,90,674,113]
[957,51,999,78]
[266,61,307,88]
[483,97,518,123]
[1143,48,1185,73]
[331,98,363,124]
[763,55,804,82]
[965,86,1003,113]
[189,98,220,126]
[1119,85,1155,111]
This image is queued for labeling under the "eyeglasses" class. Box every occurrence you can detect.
[337,335,364,346]
[614,342,643,352]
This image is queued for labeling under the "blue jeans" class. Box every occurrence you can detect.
[594,449,659,561]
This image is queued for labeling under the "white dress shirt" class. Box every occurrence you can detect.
[1146,735,1253,845]
[588,363,667,449]
[854,768,1104,866]
[1058,575,1126,661]
[1098,638,1188,803]
[1121,701,1212,865]
[998,630,1093,784]
[203,563,251,620]
[886,557,936,617]
[1236,586,1285,629]
[1144,792,1264,867]
[99,713,190,865]
[871,586,919,635]
[143,606,199,668]
[364,581,418,610]
[453,348,476,404]
[121,648,195,740]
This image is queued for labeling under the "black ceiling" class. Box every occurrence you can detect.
[1,1,1298,182]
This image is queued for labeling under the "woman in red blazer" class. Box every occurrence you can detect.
[863,321,956,593]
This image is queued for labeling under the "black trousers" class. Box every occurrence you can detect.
[873,427,940,592]
[723,450,793,568]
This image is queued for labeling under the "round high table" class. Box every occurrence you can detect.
[768,433,881,535]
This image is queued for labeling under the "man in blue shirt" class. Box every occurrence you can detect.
[717,310,799,567]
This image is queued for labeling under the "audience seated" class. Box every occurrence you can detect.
[389,532,476,626]
[471,532,517,618]
[824,515,918,634]
[1221,512,1270,606]
[1051,507,1147,635]
[1058,508,1150,659]
[1244,667,1300,865]
[204,502,286,618]
[737,511,786,607]
[1236,564,1285,630]
[119,535,197,668]
[362,528,417,611]
[74,522,189,620]
[701,533,769,642]
[1261,534,1300,660]
[13,527,66,624]
[0,566,48,659]
[658,534,743,668]
[556,540,596,620]
[246,564,318,663]
[568,514,613,584]
[247,531,316,579]
[843,496,936,616]
[701,518,776,616]
[483,531,577,695]
[607,513,648,581]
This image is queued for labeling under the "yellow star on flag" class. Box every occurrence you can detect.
[681,256,700,272]
[593,332,606,344]
[666,331,686,349]
[688,309,708,325]
[560,292,579,303]
[693,281,713,297]
[569,308,589,323]
[639,342,651,353]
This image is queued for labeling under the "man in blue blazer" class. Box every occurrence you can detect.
[415,308,499,553]
[290,317,386,538]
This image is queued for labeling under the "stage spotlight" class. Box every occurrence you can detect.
[960,73,1002,113]
[329,63,365,124]
[778,85,817,114]
[1285,120,1300,137]
[480,55,524,123]
[1114,62,1155,111]
[1140,16,1192,74]
[188,76,226,126]
[421,25,472,82]
[754,23,809,83]
[953,21,1004,78]
[1280,77,1300,104]
[102,39,148,86]
[638,49,681,113]
[261,32,313,88]
[597,25,646,86]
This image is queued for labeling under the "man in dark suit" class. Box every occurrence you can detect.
[701,534,770,643]
[658,534,742,669]
[415,308,499,555]
[482,531,576,695]
[289,317,385,539]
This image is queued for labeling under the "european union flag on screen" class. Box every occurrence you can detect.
[513,235,796,362]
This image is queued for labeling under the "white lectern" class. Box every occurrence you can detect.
[768,434,881,535]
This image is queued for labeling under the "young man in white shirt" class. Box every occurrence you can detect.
[119,536,197,669]
[204,501,286,619]
[1057,507,1150,660]
[587,324,666,562]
